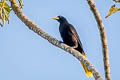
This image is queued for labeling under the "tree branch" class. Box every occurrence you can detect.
[9,0,103,80]
[87,0,111,80]
[113,0,120,2]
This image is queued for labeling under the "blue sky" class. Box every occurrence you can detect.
[0,0,119,80]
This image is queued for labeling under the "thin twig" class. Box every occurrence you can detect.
[87,0,111,80]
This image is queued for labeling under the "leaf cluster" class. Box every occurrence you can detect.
[0,0,23,27]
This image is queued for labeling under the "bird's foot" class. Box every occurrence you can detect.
[71,45,78,49]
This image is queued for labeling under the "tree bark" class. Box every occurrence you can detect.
[87,0,111,80]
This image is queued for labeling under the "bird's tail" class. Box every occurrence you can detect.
[80,54,93,77]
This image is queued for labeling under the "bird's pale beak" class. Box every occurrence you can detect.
[51,16,59,20]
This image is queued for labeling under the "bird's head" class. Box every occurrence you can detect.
[51,16,68,23]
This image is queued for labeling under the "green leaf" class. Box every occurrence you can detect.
[0,0,11,27]
[4,2,11,13]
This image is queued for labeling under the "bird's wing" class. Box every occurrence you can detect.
[67,24,84,49]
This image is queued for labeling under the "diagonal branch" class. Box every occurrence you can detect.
[9,0,103,80]
[87,0,111,80]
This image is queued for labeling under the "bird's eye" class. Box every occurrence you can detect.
[58,16,62,19]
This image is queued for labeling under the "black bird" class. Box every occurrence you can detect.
[51,16,93,77]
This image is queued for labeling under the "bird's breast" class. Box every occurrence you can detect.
[59,24,77,46]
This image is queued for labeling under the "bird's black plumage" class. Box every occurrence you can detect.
[53,16,85,55]
[52,16,93,77]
